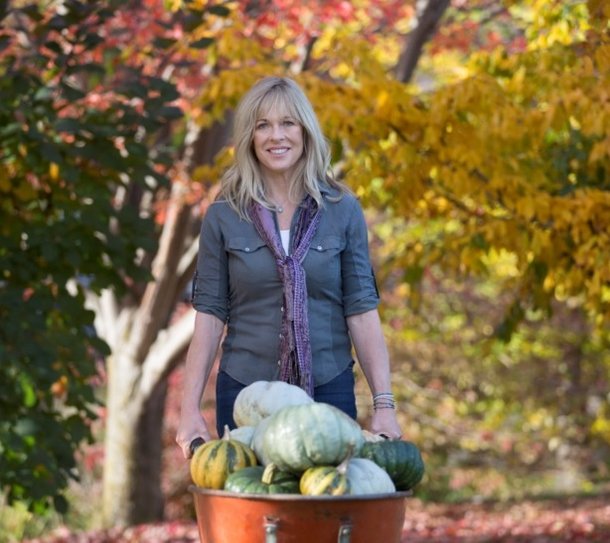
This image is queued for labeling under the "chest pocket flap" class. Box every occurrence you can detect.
[310,235,342,253]
[227,236,268,254]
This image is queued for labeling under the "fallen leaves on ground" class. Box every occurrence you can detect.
[23,495,610,542]
[403,496,610,542]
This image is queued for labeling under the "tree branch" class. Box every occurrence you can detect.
[126,183,193,364]
[395,0,451,83]
[176,233,200,302]
[138,307,196,399]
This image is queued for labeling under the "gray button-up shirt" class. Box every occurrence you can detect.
[192,185,379,387]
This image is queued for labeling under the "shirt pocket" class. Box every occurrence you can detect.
[310,235,343,255]
[227,236,268,255]
[226,236,275,285]
[305,235,343,288]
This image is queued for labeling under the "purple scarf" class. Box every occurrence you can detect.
[249,196,321,396]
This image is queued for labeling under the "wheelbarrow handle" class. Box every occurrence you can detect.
[189,437,206,456]
[264,516,352,543]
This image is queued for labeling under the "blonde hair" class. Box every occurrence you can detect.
[219,76,348,219]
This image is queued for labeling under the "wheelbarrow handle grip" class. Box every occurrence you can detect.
[189,437,206,456]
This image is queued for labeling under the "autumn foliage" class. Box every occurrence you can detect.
[2,0,610,537]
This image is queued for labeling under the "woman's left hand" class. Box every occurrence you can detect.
[370,408,402,440]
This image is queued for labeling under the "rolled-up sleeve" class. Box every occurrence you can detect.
[191,204,229,322]
[341,199,380,316]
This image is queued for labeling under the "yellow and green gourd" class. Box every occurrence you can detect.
[190,425,257,489]
[299,461,350,496]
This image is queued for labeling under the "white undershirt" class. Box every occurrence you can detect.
[280,229,290,254]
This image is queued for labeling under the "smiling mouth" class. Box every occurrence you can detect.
[268,148,289,155]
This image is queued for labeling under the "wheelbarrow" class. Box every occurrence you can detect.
[190,486,409,543]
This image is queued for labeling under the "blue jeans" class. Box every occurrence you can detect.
[215,363,357,438]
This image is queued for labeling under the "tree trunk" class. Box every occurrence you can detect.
[98,119,231,527]
[130,379,168,523]
[102,354,145,526]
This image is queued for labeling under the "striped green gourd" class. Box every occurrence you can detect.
[224,463,300,494]
[299,452,352,496]
[190,425,257,489]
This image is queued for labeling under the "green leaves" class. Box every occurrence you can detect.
[0,0,180,514]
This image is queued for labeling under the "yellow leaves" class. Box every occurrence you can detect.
[594,43,610,72]
[163,0,183,11]
[514,197,537,221]
[375,89,391,118]
[587,0,610,29]
[589,136,610,164]
[523,0,590,51]
[313,30,390,82]
[592,415,610,444]
[49,162,60,182]
[331,62,354,80]
[530,229,552,258]
[196,62,276,125]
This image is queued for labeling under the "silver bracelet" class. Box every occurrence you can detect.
[373,392,396,410]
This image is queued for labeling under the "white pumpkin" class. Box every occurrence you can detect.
[251,416,273,465]
[233,380,313,427]
[229,425,256,447]
[346,458,396,495]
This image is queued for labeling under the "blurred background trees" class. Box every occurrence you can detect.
[1,0,608,536]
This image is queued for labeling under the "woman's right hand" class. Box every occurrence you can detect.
[175,412,213,459]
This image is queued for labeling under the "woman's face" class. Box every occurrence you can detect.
[253,106,304,180]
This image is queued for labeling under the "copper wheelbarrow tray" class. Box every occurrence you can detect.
[190,485,410,543]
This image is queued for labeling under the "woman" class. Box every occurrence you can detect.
[176,76,401,458]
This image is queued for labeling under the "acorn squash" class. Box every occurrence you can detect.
[190,425,257,489]
[300,459,350,496]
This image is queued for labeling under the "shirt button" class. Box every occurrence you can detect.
[279,333,283,339]
[244,247,250,252]
[280,306,284,312]
[277,360,281,366]
[316,245,323,251]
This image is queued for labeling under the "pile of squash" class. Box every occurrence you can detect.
[190,380,425,496]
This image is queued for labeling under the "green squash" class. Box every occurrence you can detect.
[359,440,425,490]
[224,463,300,495]
[261,402,365,474]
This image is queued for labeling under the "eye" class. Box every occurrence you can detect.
[255,121,268,130]
[283,119,296,126]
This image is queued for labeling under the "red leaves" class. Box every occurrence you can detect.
[402,497,610,542]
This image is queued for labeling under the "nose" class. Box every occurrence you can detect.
[270,123,285,140]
